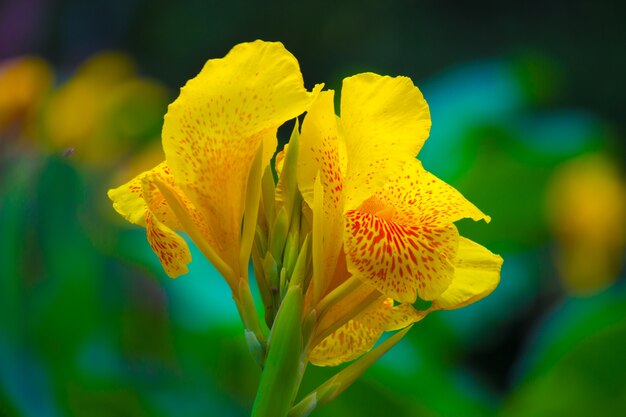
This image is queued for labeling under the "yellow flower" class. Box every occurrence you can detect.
[546,154,626,295]
[108,41,321,291]
[296,74,503,366]
[0,56,52,134]
[44,52,169,167]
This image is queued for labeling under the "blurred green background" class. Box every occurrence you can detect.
[1,1,625,416]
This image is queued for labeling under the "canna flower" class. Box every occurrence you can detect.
[108,41,321,348]
[296,75,503,366]
[108,40,502,417]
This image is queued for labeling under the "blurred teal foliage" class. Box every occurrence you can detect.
[1,1,625,416]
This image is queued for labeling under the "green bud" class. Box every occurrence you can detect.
[269,207,289,263]
[283,231,299,278]
[261,165,276,230]
[279,267,288,300]
[263,252,280,327]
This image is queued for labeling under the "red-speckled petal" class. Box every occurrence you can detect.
[144,211,191,278]
[340,73,431,211]
[108,162,217,278]
[298,91,345,208]
[384,303,427,331]
[161,40,319,271]
[108,162,178,228]
[298,91,346,289]
[308,297,392,366]
[344,210,458,303]
[375,158,489,226]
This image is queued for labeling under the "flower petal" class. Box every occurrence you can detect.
[309,297,392,366]
[298,90,345,208]
[375,158,489,226]
[144,211,191,278]
[384,303,427,331]
[298,91,346,295]
[161,40,319,271]
[108,162,215,279]
[340,73,431,211]
[108,162,178,227]
[431,237,502,310]
[344,210,458,303]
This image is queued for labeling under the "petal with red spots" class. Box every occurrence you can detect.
[308,297,392,367]
[108,162,179,228]
[344,210,458,303]
[340,73,431,211]
[145,211,191,278]
[298,91,346,290]
[161,40,320,273]
[375,158,489,227]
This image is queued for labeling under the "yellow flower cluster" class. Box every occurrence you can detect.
[0,52,169,171]
[108,40,502,414]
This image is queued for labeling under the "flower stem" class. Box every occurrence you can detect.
[252,285,304,417]
[234,279,268,366]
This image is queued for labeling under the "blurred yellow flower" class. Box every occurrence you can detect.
[546,154,626,295]
[0,56,52,135]
[43,52,169,167]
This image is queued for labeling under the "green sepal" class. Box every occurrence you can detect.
[261,165,276,231]
[283,231,299,278]
[269,206,289,265]
[245,329,266,369]
[240,141,265,279]
[254,224,268,256]
[289,326,413,417]
[252,285,304,417]
[279,119,301,225]
[262,252,279,327]
[279,267,288,300]
[289,234,310,289]
[251,245,271,317]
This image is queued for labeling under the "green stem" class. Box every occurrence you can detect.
[235,279,268,366]
[252,285,304,417]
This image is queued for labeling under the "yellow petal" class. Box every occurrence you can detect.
[298,91,346,297]
[109,162,192,278]
[375,158,489,226]
[108,163,213,279]
[431,237,502,310]
[144,210,191,278]
[298,91,345,208]
[161,40,319,272]
[384,303,427,331]
[340,73,431,211]
[108,162,177,227]
[344,210,458,303]
[309,297,391,366]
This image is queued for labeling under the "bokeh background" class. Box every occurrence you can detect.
[1,1,625,416]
